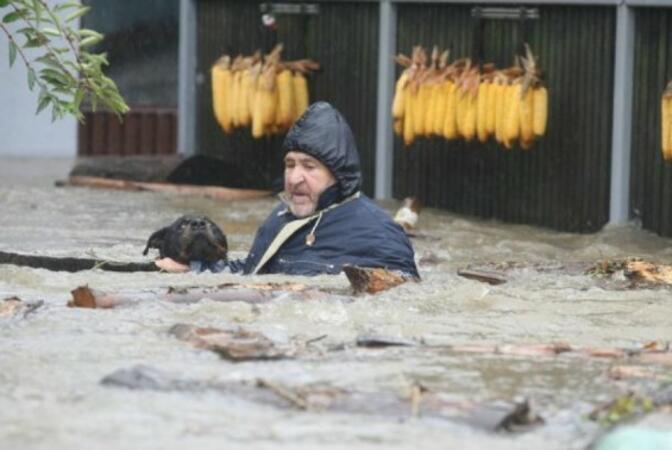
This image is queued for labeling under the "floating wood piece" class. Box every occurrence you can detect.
[355,334,418,348]
[587,257,672,286]
[608,365,663,381]
[342,265,413,294]
[63,176,271,201]
[67,282,319,309]
[0,250,159,273]
[0,296,43,319]
[100,365,543,432]
[169,323,293,361]
[450,342,572,357]
[457,268,508,285]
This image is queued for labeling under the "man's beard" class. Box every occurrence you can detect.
[289,200,317,218]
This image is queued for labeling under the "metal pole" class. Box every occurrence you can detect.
[178,0,197,156]
[609,3,635,223]
[374,0,396,199]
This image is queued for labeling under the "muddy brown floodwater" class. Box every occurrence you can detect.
[1,156,671,450]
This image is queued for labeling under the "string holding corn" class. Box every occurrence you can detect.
[392,44,547,150]
[661,80,672,161]
[211,44,320,138]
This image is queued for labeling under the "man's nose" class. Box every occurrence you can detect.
[287,167,305,185]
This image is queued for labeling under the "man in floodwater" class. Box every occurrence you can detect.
[157,101,419,277]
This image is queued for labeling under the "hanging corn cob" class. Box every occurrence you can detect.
[392,44,547,150]
[210,44,320,139]
[662,81,672,161]
[211,55,233,134]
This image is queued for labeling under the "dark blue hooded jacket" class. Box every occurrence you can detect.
[199,102,419,277]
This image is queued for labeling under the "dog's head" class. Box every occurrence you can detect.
[143,215,228,264]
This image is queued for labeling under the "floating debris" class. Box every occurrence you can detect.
[67,282,319,309]
[100,365,543,432]
[0,296,44,319]
[169,323,294,361]
[355,334,419,348]
[457,268,508,285]
[342,265,415,294]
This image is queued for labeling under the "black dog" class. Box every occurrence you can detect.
[143,215,228,264]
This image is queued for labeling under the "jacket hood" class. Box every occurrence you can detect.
[282,102,362,197]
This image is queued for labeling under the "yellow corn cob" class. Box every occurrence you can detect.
[494,80,507,143]
[663,93,672,160]
[414,84,429,136]
[433,80,449,135]
[403,86,415,146]
[293,72,309,120]
[261,69,277,127]
[276,69,295,128]
[442,81,457,140]
[486,79,498,135]
[424,83,440,136]
[211,58,233,134]
[532,86,548,137]
[232,70,244,127]
[667,96,672,160]
[462,92,477,141]
[519,86,534,147]
[237,70,254,127]
[393,118,403,136]
[503,83,521,148]
[392,72,409,120]
[476,82,489,142]
[251,88,265,138]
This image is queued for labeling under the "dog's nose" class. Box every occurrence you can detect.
[190,218,206,228]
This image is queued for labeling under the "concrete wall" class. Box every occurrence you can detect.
[0,3,77,157]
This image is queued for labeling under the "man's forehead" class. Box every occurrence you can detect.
[285,151,320,163]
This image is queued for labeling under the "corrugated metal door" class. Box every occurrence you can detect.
[394,4,615,232]
[630,8,672,237]
[196,0,379,192]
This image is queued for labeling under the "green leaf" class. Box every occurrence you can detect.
[0,0,10,7]
[54,2,82,13]
[3,11,23,23]
[36,91,51,115]
[78,29,103,39]
[24,37,46,48]
[27,68,36,90]
[8,41,17,67]
[65,6,89,23]
[79,35,102,48]
[42,27,61,37]
[73,88,85,110]
[35,54,61,69]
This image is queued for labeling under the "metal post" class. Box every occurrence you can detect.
[374,0,396,199]
[609,3,635,223]
[178,0,197,156]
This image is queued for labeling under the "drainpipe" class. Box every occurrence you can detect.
[374,0,396,199]
[609,1,635,223]
[178,0,197,156]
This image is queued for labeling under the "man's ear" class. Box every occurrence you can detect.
[143,227,169,256]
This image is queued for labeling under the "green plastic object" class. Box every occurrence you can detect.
[594,427,672,450]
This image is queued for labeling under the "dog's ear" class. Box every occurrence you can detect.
[143,227,169,256]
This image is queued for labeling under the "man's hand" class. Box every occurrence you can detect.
[155,258,190,273]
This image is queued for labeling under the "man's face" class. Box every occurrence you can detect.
[284,151,336,217]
